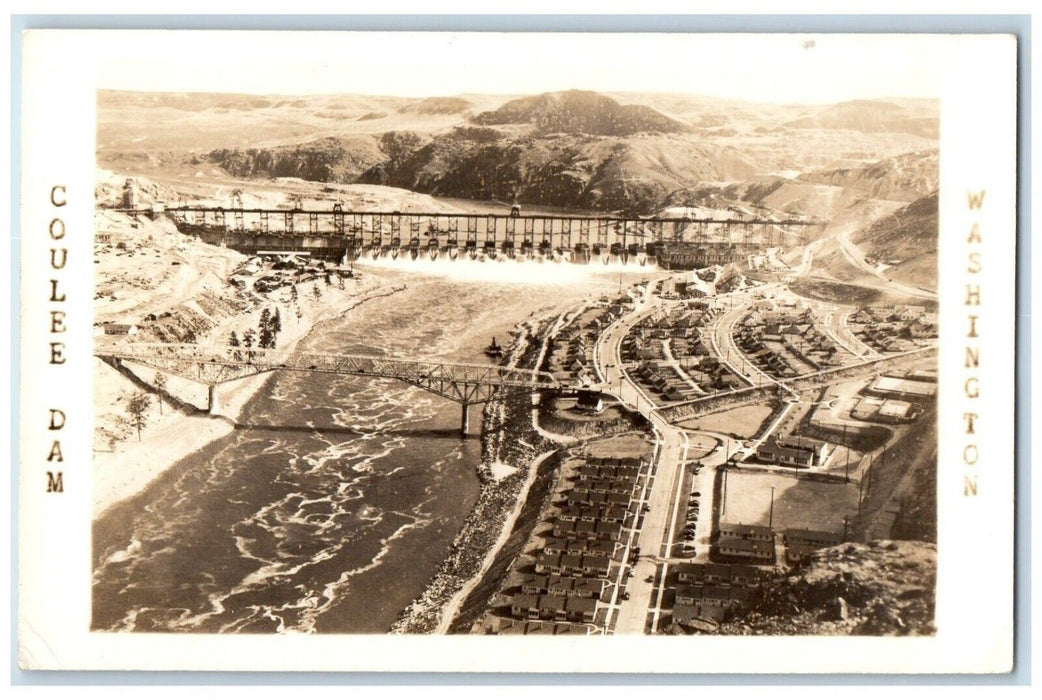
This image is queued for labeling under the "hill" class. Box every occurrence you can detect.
[851,191,938,289]
[712,540,936,636]
[472,90,690,136]
[798,150,938,202]
[400,96,472,115]
[785,99,939,139]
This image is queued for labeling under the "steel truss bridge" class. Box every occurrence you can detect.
[96,342,561,436]
[116,205,824,260]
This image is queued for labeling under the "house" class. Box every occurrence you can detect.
[560,554,585,577]
[565,596,597,623]
[729,564,763,587]
[510,594,540,619]
[909,315,938,338]
[494,619,527,635]
[575,387,608,416]
[520,575,549,596]
[535,552,562,575]
[580,555,611,578]
[539,595,569,621]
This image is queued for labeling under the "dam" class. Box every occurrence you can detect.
[123,205,823,265]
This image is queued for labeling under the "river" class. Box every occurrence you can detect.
[91,257,653,633]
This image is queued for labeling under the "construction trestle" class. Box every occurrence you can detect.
[113,205,824,261]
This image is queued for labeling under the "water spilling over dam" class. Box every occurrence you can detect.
[124,205,821,267]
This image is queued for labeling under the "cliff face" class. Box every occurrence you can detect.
[714,540,936,636]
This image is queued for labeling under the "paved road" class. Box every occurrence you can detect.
[709,301,799,400]
[835,226,937,301]
[592,292,692,634]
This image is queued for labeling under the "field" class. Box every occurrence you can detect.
[678,403,774,439]
[720,470,859,536]
[586,433,653,460]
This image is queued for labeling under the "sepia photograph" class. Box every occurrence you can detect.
[89,34,939,637]
[16,27,1018,673]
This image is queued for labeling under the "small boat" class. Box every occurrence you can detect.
[484,337,505,358]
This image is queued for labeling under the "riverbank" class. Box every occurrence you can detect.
[390,313,565,633]
[92,273,407,518]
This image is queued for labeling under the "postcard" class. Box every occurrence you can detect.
[17,29,1017,673]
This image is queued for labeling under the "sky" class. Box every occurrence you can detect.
[81,31,947,103]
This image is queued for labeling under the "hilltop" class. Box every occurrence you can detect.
[472,90,689,136]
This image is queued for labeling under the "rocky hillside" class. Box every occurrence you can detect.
[208,136,386,183]
[359,128,758,214]
[798,150,938,202]
[102,90,940,218]
[472,90,689,136]
[851,191,939,290]
[715,540,936,636]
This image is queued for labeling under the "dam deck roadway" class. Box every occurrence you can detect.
[112,205,824,259]
[96,342,560,436]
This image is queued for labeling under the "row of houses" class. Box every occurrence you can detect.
[736,309,845,376]
[674,562,763,588]
[520,574,606,600]
[670,562,764,626]
[500,456,649,632]
[492,619,591,635]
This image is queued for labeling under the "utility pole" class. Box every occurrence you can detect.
[768,485,776,532]
[721,468,728,517]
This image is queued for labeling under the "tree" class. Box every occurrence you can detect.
[271,307,282,334]
[229,330,240,347]
[154,373,167,416]
[126,392,151,441]
[242,328,255,349]
[312,283,322,301]
[258,308,273,349]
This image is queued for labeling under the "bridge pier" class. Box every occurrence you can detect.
[460,403,470,438]
[207,385,217,414]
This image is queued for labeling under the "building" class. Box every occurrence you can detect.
[715,522,776,563]
[867,375,937,400]
[756,435,831,468]
[718,523,773,542]
[783,529,844,566]
[784,529,843,548]
[574,390,605,414]
[510,594,540,619]
[716,537,775,562]
[673,585,755,624]
[674,563,763,588]
[95,322,139,337]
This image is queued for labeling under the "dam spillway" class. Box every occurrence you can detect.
[132,205,822,265]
